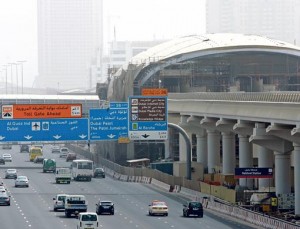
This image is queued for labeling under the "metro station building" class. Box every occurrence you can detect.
[98,33,300,163]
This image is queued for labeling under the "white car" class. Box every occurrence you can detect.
[60,148,69,158]
[51,145,60,153]
[148,200,168,216]
[15,176,29,188]
[5,169,17,179]
[53,194,68,211]
[2,154,12,162]
[0,186,7,192]
[77,212,99,229]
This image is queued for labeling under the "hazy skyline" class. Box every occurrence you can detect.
[0,0,206,89]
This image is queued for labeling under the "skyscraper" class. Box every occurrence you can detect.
[206,0,300,45]
[36,0,103,90]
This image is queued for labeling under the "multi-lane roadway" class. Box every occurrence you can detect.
[0,145,258,229]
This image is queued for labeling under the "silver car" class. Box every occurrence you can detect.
[59,148,69,158]
[5,169,17,179]
[53,194,68,211]
[15,176,29,188]
[2,154,12,162]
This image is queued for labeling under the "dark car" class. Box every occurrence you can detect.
[94,168,105,178]
[183,201,203,217]
[0,158,5,165]
[33,156,44,163]
[0,191,10,206]
[96,200,114,215]
[66,153,77,162]
[20,145,29,153]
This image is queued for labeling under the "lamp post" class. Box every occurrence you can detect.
[17,61,26,94]
[2,65,8,94]
[7,63,15,93]
[10,63,19,94]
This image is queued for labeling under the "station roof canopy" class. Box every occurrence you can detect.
[129,33,300,67]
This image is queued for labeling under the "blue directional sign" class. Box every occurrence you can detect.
[128,96,168,140]
[89,102,128,141]
[0,118,88,142]
[235,167,273,178]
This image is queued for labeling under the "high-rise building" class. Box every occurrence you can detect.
[36,0,103,90]
[206,0,300,45]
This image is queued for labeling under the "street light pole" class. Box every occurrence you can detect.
[17,61,26,94]
[15,64,18,94]
[2,65,8,94]
[8,63,15,93]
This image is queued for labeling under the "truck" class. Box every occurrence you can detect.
[71,159,93,181]
[64,194,87,217]
[43,159,56,173]
[55,167,72,184]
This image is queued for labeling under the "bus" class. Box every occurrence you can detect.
[126,158,150,168]
[29,147,43,162]
[71,159,93,181]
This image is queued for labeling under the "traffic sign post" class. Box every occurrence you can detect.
[89,102,129,141]
[0,118,88,142]
[128,96,168,140]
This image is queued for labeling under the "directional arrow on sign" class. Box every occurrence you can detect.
[53,135,61,139]
[107,134,116,139]
[79,134,87,139]
[0,136,5,140]
[24,135,33,140]
[142,134,150,139]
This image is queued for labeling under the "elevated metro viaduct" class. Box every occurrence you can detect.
[168,91,300,216]
[100,33,300,216]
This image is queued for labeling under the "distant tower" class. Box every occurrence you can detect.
[206,0,300,45]
[36,0,103,90]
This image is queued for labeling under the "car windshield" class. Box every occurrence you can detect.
[190,202,201,208]
[152,202,166,206]
[100,201,112,205]
[61,149,68,152]
[82,214,97,221]
[17,176,27,180]
[7,169,16,173]
[58,196,66,201]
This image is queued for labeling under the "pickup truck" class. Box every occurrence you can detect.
[55,167,72,184]
[64,195,87,217]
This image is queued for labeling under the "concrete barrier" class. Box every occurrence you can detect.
[173,185,181,193]
[151,178,171,192]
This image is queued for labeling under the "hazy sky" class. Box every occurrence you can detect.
[0,0,205,88]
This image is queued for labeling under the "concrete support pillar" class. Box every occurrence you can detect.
[126,142,135,160]
[196,134,207,171]
[207,130,220,173]
[222,132,235,174]
[179,133,192,161]
[239,135,253,189]
[293,143,300,216]
[164,133,170,159]
[274,152,291,195]
[258,146,274,189]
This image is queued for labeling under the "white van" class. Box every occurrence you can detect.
[77,212,99,229]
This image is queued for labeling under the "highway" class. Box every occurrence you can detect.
[0,145,258,229]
